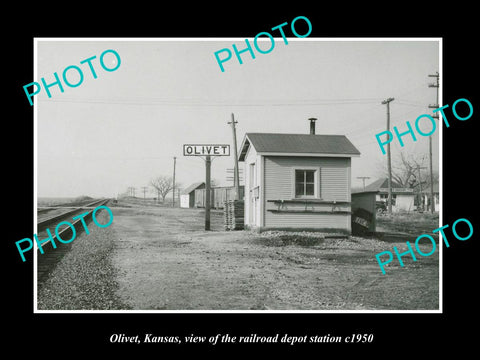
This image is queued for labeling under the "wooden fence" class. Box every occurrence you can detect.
[195,186,244,209]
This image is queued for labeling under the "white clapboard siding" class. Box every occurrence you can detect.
[264,156,351,230]
[265,212,350,229]
[264,156,350,200]
[320,167,349,202]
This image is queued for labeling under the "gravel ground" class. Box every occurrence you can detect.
[37,210,131,310]
[257,231,382,248]
[111,205,439,310]
[36,203,439,311]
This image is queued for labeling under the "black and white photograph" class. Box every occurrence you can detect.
[6,7,478,354]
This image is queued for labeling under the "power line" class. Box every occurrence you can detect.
[37,97,384,107]
[340,99,428,140]
[394,100,426,107]
[393,83,429,101]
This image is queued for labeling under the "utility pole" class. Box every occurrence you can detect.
[417,165,427,212]
[226,168,243,185]
[357,176,370,191]
[205,155,211,230]
[428,72,439,213]
[382,97,395,214]
[172,156,177,207]
[142,186,147,200]
[228,113,240,200]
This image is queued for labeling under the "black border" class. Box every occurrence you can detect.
[6,5,478,355]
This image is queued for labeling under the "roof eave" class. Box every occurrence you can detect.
[258,151,360,158]
[238,134,251,162]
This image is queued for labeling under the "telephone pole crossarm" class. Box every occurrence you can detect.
[357,176,370,191]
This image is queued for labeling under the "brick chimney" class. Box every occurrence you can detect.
[309,117,317,134]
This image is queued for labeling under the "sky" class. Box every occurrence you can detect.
[35,38,440,198]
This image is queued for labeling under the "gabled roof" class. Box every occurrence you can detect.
[181,182,205,195]
[364,178,399,191]
[364,178,414,193]
[238,133,360,161]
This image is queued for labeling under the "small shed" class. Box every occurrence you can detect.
[238,127,360,233]
[180,182,205,208]
[194,187,214,208]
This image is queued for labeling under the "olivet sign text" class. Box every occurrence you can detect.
[183,144,230,156]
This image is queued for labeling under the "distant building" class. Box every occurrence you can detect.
[364,178,415,212]
[418,183,439,212]
[180,182,205,208]
[181,182,245,209]
[238,121,360,233]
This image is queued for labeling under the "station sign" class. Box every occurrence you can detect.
[183,144,230,156]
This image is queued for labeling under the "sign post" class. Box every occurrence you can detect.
[183,144,230,230]
[205,155,211,230]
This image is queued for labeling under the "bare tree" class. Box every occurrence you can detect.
[150,176,174,203]
[392,153,419,188]
[423,171,439,189]
[376,153,438,189]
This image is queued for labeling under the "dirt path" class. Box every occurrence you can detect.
[110,202,439,311]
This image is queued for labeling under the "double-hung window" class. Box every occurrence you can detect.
[295,169,317,198]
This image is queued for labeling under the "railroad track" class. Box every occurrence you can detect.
[37,198,109,231]
[37,198,110,285]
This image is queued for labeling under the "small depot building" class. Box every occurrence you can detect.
[238,129,360,233]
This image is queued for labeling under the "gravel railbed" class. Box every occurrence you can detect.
[37,211,131,310]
